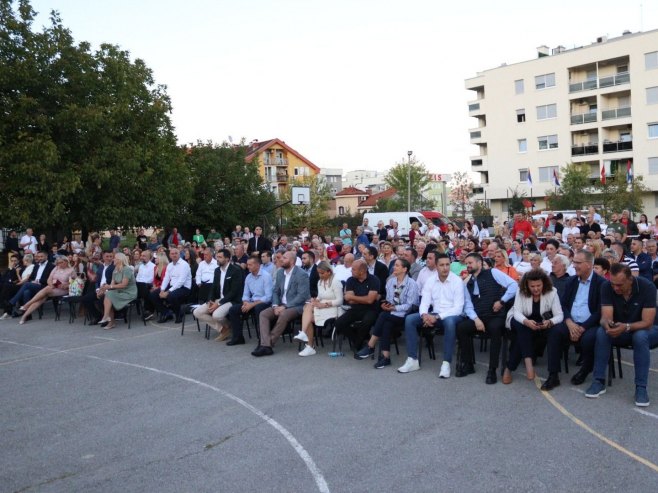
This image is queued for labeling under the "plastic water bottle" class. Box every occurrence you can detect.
[328,351,344,357]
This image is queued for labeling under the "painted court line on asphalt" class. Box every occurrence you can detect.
[634,408,658,420]
[0,338,332,493]
[534,377,658,474]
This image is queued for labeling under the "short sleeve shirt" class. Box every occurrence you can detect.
[345,274,380,309]
[600,277,657,323]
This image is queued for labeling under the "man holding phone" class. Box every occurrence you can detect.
[586,263,658,407]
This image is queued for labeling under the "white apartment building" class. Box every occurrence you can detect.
[466,29,658,218]
[343,169,388,193]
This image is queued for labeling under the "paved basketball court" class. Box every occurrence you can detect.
[1,309,657,492]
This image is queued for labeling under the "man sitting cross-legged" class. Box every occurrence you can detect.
[193,249,243,341]
[253,251,310,357]
[226,256,272,346]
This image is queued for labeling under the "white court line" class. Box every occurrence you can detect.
[570,387,585,394]
[92,337,116,341]
[0,339,331,493]
[634,408,658,420]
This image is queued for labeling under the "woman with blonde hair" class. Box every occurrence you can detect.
[19,256,75,324]
[295,261,343,356]
[99,253,138,329]
[493,249,520,281]
[153,252,169,290]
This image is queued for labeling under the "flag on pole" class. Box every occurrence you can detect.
[527,169,533,186]
[600,163,606,185]
[552,168,560,187]
[626,160,633,184]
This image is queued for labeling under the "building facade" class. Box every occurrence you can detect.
[319,168,344,197]
[246,138,320,198]
[466,29,658,218]
[343,170,387,193]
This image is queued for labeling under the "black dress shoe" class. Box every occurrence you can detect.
[570,368,590,386]
[541,373,561,391]
[485,368,498,385]
[227,338,246,346]
[174,317,183,324]
[455,362,475,378]
[252,346,274,357]
[157,316,168,323]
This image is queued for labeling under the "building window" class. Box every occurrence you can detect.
[519,169,528,182]
[538,134,558,150]
[516,108,526,123]
[647,87,658,105]
[646,51,658,70]
[535,73,556,90]
[518,139,527,153]
[539,166,559,183]
[649,123,658,139]
[537,104,557,120]
[649,157,658,175]
[515,79,524,94]
[338,206,345,215]
[294,167,309,176]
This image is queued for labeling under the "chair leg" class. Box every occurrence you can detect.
[616,346,623,379]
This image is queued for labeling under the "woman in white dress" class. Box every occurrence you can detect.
[295,261,344,356]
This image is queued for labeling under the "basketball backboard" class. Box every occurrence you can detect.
[291,186,311,205]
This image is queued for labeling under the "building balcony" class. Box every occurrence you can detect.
[468,100,484,116]
[469,128,484,143]
[602,140,633,153]
[601,106,631,121]
[570,112,597,125]
[568,72,630,93]
[571,144,599,156]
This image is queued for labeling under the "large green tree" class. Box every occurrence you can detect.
[545,163,592,210]
[0,0,188,233]
[595,176,649,218]
[183,141,275,235]
[384,157,435,211]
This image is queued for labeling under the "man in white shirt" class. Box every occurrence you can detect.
[333,253,354,284]
[195,248,218,298]
[19,228,38,254]
[415,251,437,294]
[136,250,156,318]
[398,253,465,377]
[149,247,192,323]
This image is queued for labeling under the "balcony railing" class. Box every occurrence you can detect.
[568,72,630,93]
[468,103,480,112]
[601,106,631,121]
[569,78,598,93]
[571,144,599,156]
[599,72,630,88]
[470,131,482,139]
[570,112,597,125]
[602,140,633,153]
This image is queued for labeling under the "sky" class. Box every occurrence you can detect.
[28,0,658,175]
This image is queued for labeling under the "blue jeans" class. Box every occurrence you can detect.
[404,313,461,362]
[592,326,658,387]
[9,282,43,307]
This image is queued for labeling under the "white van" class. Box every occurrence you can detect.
[363,212,428,238]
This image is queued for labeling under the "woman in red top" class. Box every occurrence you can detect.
[152,252,169,290]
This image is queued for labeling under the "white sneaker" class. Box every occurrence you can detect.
[397,357,420,373]
[299,345,316,357]
[294,331,309,342]
[439,361,451,379]
[0,313,9,320]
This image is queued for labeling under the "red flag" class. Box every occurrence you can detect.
[600,163,606,185]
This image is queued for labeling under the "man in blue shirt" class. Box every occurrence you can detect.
[544,249,605,390]
[585,263,658,407]
[226,256,272,346]
[629,238,653,282]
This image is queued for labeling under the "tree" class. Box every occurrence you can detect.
[384,157,435,211]
[545,163,592,210]
[183,141,276,236]
[595,176,649,219]
[370,196,404,213]
[507,188,527,216]
[0,0,189,234]
[280,174,332,233]
[448,171,473,219]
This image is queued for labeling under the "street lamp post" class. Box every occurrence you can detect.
[407,150,413,211]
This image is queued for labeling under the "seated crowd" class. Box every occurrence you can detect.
[2,209,658,408]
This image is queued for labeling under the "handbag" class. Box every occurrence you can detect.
[69,277,85,296]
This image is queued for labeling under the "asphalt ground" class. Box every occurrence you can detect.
[1,307,658,493]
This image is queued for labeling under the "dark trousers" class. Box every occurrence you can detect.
[9,282,43,307]
[507,319,550,371]
[0,284,20,314]
[371,312,405,352]
[80,290,103,321]
[334,307,379,350]
[228,302,271,341]
[546,322,597,374]
[457,315,505,369]
[136,282,153,312]
[149,287,191,317]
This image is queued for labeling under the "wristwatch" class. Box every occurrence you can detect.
[625,323,631,332]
